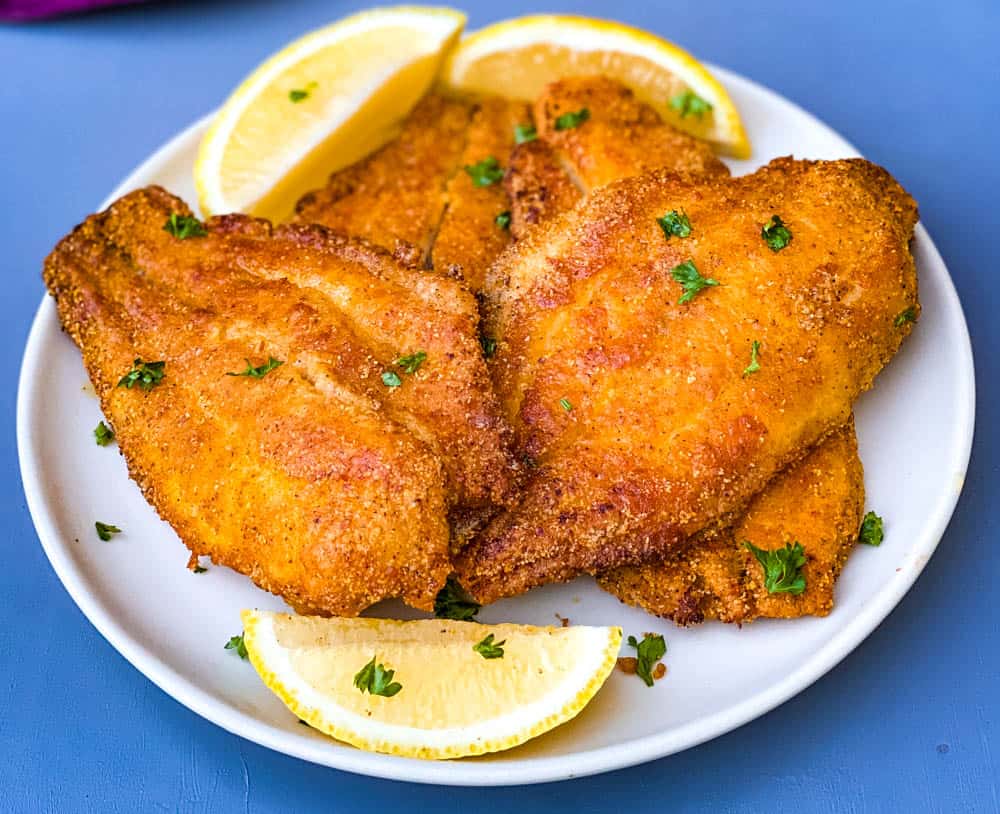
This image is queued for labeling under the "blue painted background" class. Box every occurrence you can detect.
[2,1,996,811]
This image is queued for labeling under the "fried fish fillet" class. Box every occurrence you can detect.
[44,186,515,615]
[599,423,865,624]
[455,157,918,603]
[292,93,472,265]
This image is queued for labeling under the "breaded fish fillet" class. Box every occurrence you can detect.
[292,94,472,265]
[599,424,865,624]
[43,186,515,615]
[456,157,918,603]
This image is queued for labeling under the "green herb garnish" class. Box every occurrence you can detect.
[626,633,667,687]
[434,575,480,621]
[495,210,512,230]
[163,213,207,239]
[464,156,504,187]
[554,107,590,130]
[224,633,248,659]
[395,351,427,374]
[669,90,713,118]
[894,307,918,327]
[559,397,573,412]
[353,655,402,697]
[117,358,165,391]
[761,215,792,252]
[744,541,807,595]
[514,123,537,144]
[657,210,692,239]
[480,335,498,359]
[670,260,719,304]
[743,340,761,377]
[94,420,115,447]
[473,633,505,659]
[193,565,208,574]
[288,81,317,103]
[226,356,284,379]
[858,511,885,546]
[95,521,121,542]
[381,370,402,388]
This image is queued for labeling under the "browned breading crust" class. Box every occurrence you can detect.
[43,186,516,615]
[456,157,919,603]
[292,94,472,264]
[599,423,865,624]
[504,138,583,241]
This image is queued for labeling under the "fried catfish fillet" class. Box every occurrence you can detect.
[599,424,865,624]
[292,93,472,265]
[455,157,918,603]
[43,186,515,615]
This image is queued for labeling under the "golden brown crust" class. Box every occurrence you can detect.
[43,186,516,615]
[292,94,472,264]
[505,139,583,241]
[456,157,919,603]
[598,423,865,624]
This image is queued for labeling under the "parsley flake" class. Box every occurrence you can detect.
[226,356,284,379]
[381,371,402,388]
[224,633,248,659]
[353,655,402,697]
[193,564,208,574]
[894,307,918,327]
[117,358,165,391]
[480,335,498,359]
[554,107,590,130]
[745,541,807,595]
[289,81,317,103]
[657,210,692,239]
[858,511,885,546]
[495,210,512,230]
[465,157,504,187]
[626,633,667,687]
[95,521,121,541]
[559,397,573,412]
[395,351,427,374]
[670,260,719,304]
[743,340,761,377]
[514,123,537,144]
[94,420,115,446]
[669,90,713,119]
[761,215,792,252]
[163,213,207,239]
[434,575,481,621]
[473,633,506,659]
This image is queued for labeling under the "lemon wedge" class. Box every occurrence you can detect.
[242,610,621,759]
[195,6,466,220]
[440,14,750,158]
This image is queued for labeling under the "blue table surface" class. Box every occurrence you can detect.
[2,0,997,811]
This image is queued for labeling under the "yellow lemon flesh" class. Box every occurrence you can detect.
[242,610,622,759]
[195,6,466,221]
[440,14,750,159]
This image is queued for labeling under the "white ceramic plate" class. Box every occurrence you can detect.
[17,66,975,786]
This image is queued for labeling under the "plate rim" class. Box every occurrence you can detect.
[16,64,977,786]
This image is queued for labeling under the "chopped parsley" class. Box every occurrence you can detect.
[743,340,761,377]
[669,90,713,119]
[395,351,427,374]
[554,107,590,131]
[858,511,885,546]
[514,123,537,144]
[353,655,402,697]
[288,81,317,103]
[94,420,115,446]
[117,358,165,391]
[193,564,208,574]
[744,541,807,595]
[434,575,480,621]
[95,521,121,541]
[670,260,719,304]
[226,356,284,379]
[163,213,207,239]
[495,210,512,230]
[473,633,505,659]
[894,307,918,327]
[224,633,248,659]
[480,335,498,359]
[381,370,402,388]
[559,397,573,412]
[761,215,792,252]
[626,633,667,687]
[657,210,692,240]
[464,156,504,187]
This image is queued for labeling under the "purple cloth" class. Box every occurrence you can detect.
[0,0,145,19]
